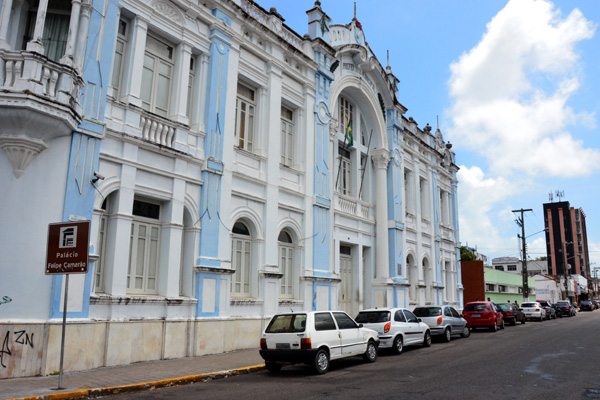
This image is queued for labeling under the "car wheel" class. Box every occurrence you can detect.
[511,318,517,326]
[313,349,330,375]
[443,328,452,343]
[423,331,432,347]
[490,322,497,332]
[363,341,378,363]
[460,325,471,338]
[521,316,526,324]
[265,361,282,373]
[392,336,403,355]
[500,320,505,329]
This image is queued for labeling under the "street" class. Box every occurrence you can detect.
[118,311,600,400]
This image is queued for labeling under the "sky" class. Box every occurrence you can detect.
[262,0,600,273]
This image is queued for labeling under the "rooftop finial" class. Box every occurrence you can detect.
[387,50,390,68]
[354,2,357,20]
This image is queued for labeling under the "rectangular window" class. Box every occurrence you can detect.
[235,83,256,152]
[128,221,160,294]
[338,146,351,196]
[94,214,108,293]
[279,245,293,298]
[507,265,517,271]
[232,237,251,296]
[420,177,429,218]
[498,285,507,293]
[25,8,70,62]
[141,34,174,118]
[405,169,415,213]
[110,19,128,96]
[280,106,294,167]
[339,97,353,133]
[485,283,495,292]
[495,266,504,271]
[186,57,195,119]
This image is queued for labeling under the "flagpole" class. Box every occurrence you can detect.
[334,134,347,191]
[358,128,373,199]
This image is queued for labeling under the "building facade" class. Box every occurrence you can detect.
[491,257,548,276]
[0,0,461,378]
[543,201,591,279]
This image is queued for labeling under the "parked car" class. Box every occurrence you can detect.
[592,300,599,310]
[580,300,594,311]
[355,308,431,354]
[537,300,558,319]
[412,305,470,341]
[259,311,379,374]
[462,301,504,332]
[520,302,546,321]
[496,303,526,325]
[555,300,576,317]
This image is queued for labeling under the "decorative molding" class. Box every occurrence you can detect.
[0,135,48,178]
[371,149,390,169]
[151,1,184,26]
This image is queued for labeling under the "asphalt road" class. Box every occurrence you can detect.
[118,311,600,400]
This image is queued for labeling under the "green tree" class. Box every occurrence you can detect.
[460,246,477,261]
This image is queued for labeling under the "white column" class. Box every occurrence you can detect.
[169,41,192,124]
[0,0,14,49]
[73,0,92,70]
[190,53,208,134]
[372,149,390,279]
[263,63,282,270]
[121,16,148,107]
[25,0,49,53]
[159,169,185,297]
[59,0,82,66]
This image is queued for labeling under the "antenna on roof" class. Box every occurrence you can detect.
[387,50,390,68]
[437,115,439,130]
[354,2,357,20]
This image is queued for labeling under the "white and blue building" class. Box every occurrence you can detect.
[0,0,461,378]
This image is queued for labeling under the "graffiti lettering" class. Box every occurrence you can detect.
[14,331,34,348]
[0,330,35,368]
[0,332,10,368]
[0,296,11,305]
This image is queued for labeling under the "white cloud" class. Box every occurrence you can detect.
[448,0,599,178]
[588,241,600,275]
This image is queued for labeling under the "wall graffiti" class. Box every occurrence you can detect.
[0,296,11,305]
[1,330,34,368]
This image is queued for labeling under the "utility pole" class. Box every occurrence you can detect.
[513,208,533,300]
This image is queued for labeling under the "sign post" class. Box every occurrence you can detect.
[45,221,90,389]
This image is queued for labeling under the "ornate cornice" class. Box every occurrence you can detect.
[371,148,390,169]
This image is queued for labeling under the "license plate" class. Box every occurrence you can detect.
[276,343,290,349]
[526,314,532,317]
[472,314,480,318]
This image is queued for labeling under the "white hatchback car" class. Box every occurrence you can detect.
[521,302,547,321]
[354,308,431,355]
[259,311,379,374]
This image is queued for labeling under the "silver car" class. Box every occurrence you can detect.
[355,308,431,355]
[521,302,547,321]
[413,305,470,342]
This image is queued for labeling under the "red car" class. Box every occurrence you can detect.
[462,301,504,332]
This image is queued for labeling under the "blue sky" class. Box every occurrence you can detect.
[264,0,600,272]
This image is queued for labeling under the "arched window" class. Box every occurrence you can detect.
[278,231,294,298]
[232,221,252,296]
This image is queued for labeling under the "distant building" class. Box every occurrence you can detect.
[491,257,548,276]
[543,201,591,279]
[461,260,534,304]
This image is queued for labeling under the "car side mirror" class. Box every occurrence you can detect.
[417,318,422,323]
[358,323,363,328]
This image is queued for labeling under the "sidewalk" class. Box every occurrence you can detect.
[0,348,265,400]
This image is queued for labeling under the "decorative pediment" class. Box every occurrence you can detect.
[151,1,184,26]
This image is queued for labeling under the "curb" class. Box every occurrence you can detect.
[9,364,266,400]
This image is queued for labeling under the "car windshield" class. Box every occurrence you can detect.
[556,302,569,306]
[355,311,390,323]
[582,301,592,304]
[265,314,307,333]
[496,304,511,310]
[413,307,442,317]
[521,303,536,307]
[464,304,489,312]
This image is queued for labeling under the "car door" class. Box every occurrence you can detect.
[403,310,423,345]
[449,307,463,331]
[314,312,342,359]
[333,312,364,356]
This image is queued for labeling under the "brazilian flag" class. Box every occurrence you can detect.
[345,120,353,147]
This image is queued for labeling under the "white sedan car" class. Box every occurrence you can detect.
[354,308,431,354]
[521,302,547,321]
[259,311,379,374]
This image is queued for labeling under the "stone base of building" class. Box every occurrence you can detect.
[0,318,266,379]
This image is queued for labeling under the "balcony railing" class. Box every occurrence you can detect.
[335,193,373,220]
[140,114,175,148]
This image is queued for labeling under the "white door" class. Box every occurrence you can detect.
[340,246,353,315]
